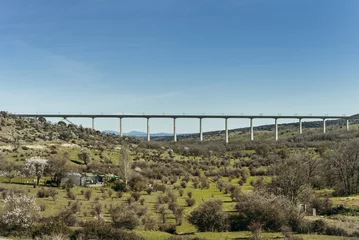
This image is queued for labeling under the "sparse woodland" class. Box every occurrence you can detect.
[1,111,359,239]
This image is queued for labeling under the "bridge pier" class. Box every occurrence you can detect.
[250,118,254,141]
[346,119,350,131]
[120,118,123,137]
[173,118,177,142]
[91,118,95,130]
[225,118,228,144]
[199,118,203,142]
[299,118,302,134]
[323,119,326,133]
[274,118,278,141]
[147,118,150,141]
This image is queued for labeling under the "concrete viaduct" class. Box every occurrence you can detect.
[15,113,354,143]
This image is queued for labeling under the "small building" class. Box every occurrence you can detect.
[61,172,119,187]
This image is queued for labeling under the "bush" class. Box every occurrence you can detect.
[117,191,123,198]
[67,191,76,200]
[84,190,92,201]
[158,223,176,234]
[187,199,229,232]
[40,204,46,212]
[231,192,301,232]
[142,215,159,231]
[112,179,126,192]
[131,192,141,201]
[109,205,140,230]
[31,217,72,239]
[186,198,196,207]
[37,188,48,198]
[77,220,144,240]
[1,192,41,231]
[310,197,332,215]
[187,191,193,198]
[145,187,153,195]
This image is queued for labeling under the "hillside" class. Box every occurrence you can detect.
[153,118,359,141]
[1,111,359,240]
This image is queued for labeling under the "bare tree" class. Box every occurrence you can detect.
[326,140,359,196]
[268,152,320,203]
[10,130,21,151]
[118,147,132,187]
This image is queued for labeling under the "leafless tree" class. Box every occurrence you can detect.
[326,140,359,196]
[268,152,320,203]
[118,147,132,187]
[10,130,21,151]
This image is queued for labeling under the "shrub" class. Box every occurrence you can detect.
[84,189,92,201]
[112,179,126,192]
[142,215,159,231]
[109,205,140,230]
[1,192,41,231]
[179,189,184,197]
[116,191,123,198]
[37,188,48,198]
[108,189,113,197]
[174,207,184,226]
[77,220,144,240]
[231,192,301,232]
[57,210,78,227]
[93,203,103,217]
[40,204,46,212]
[249,222,263,240]
[187,199,229,232]
[131,192,141,201]
[67,190,76,200]
[32,218,72,239]
[187,191,193,198]
[145,187,153,195]
[186,198,196,207]
[158,223,176,234]
[310,197,332,215]
[126,197,135,205]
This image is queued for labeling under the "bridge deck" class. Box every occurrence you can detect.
[14,113,352,119]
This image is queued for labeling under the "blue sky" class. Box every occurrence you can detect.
[1,0,359,134]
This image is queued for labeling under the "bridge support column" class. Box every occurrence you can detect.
[299,118,302,134]
[323,119,326,133]
[346,119,349,131]
[274,118,278,141]
[225,118,228,144]
[147,118,150,141]
[91,118,95,130]
[173,118,177,142]
[250,118,254,141]
[120,118,123,137]
[199,118,203,142]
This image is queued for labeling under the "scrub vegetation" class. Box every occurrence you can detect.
[1,111,359,239]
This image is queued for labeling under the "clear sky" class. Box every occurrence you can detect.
[1,0,359,134]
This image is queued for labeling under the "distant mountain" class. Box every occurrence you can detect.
[102,130,173,137]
